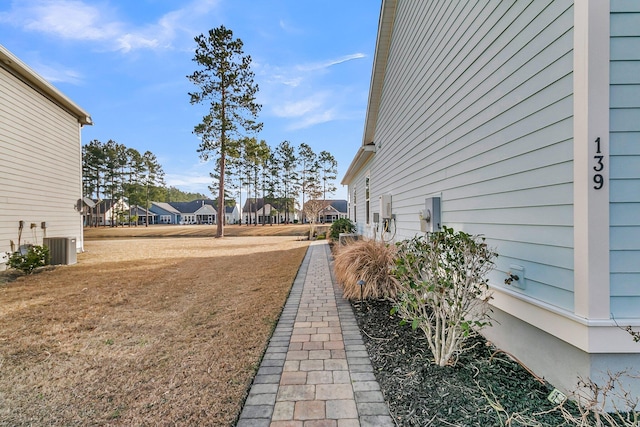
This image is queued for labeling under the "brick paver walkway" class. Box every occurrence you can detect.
[236,240,394,427]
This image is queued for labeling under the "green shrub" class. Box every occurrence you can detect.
[329,218,356,240]
[392,226,497,366]
[8,245,50,274]
[333,239,400,300]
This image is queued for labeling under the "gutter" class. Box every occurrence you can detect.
[341,144,376,185]
[0,44,93,126]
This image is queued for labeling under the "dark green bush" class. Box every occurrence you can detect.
[329,218,356,240]
[392,226,497,366]
[8,245,50,274]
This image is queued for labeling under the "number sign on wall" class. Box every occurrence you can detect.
[593,137,605,190]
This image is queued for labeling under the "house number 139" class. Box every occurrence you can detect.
[593,137,604,190]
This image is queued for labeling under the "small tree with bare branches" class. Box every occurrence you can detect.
[392,227,497,366]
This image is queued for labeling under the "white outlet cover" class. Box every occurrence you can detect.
[547,388,567,405]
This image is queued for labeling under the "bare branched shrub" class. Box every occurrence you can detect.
[476,381,548,426]
[475,370,640,426]
[333,239,400,300]
[557,371,640,427]
[392,226,497,366]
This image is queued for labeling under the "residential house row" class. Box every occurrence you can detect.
[84,198,349,227]
[84,199,239,226]
[241,198,348,225]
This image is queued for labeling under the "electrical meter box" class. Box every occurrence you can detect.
[423,196,441,233]
[379,194,392,220]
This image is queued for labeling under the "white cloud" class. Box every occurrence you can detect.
[278,19,303,35]
[166,173,212,187]
[260,52,367,130]
[273,96,326,118]
[0,0,221,53]
[287,109,337,130]
[269,92,343,130]
[165,166,215,195]
[2,0,123,41]
[31,60,84,85]
[296,53,367,73]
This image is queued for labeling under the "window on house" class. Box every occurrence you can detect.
[352,188,357,222]
[365,176,370,225]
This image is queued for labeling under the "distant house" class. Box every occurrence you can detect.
[224,205,240,225]
[163,200,211,224]
[84,200,154,227]
[129,205,157,226]
[342,0,640,406]
[302,199,348,223]
[149,199,238,225]
[242,198,295,225]
[87,199,129,226]
[0,44,92,267]
[194,202,216,225]
[150,202,181,224]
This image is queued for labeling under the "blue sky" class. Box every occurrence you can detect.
[0,0,380,200]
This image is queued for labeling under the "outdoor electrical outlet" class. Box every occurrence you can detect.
[547,388,567,405]
[507,264,526,290]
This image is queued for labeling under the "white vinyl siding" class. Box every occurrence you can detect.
[371,0,575,309]
[350,169,371,236]
[609,1,640,318]
[0,66,83,255]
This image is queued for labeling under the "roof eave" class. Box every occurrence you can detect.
[341,0,397,186]
[341,144,376,185]
[0,44,93,126]
[361,0,397,147]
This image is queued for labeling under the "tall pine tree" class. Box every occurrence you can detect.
[188,26,262,237]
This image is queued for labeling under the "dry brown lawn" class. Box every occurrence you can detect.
[0,230,309,426]
[83,223,315,239]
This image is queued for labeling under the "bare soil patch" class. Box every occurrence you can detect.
[0,235,308,426]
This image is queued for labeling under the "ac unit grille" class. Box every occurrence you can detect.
[43,237,77,265]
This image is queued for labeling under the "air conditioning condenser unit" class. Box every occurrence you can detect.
[43,237,77,265]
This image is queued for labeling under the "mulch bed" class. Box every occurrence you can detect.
[351,298,568,426]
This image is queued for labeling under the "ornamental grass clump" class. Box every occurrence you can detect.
[392,226,497,366]
[333,239,400,300]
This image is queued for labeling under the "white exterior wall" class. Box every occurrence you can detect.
[344,0,640,403]
[369,0,575,308]
[0,65,85,259]
[609,1,640,318]
[351,167,372,236]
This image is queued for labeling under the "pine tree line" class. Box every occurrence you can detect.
[225,138,338,225]
[82,139,165,226]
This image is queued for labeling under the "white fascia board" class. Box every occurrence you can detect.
[341,144,376,185]
[0,44,92,125]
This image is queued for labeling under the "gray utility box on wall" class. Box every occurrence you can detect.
[43,237,77,265]
[423,197,441,233]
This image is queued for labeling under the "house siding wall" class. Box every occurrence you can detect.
[351,164,372,236]
[367,0,575,309]
[609,1,640,318]
[0,66,83,257]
